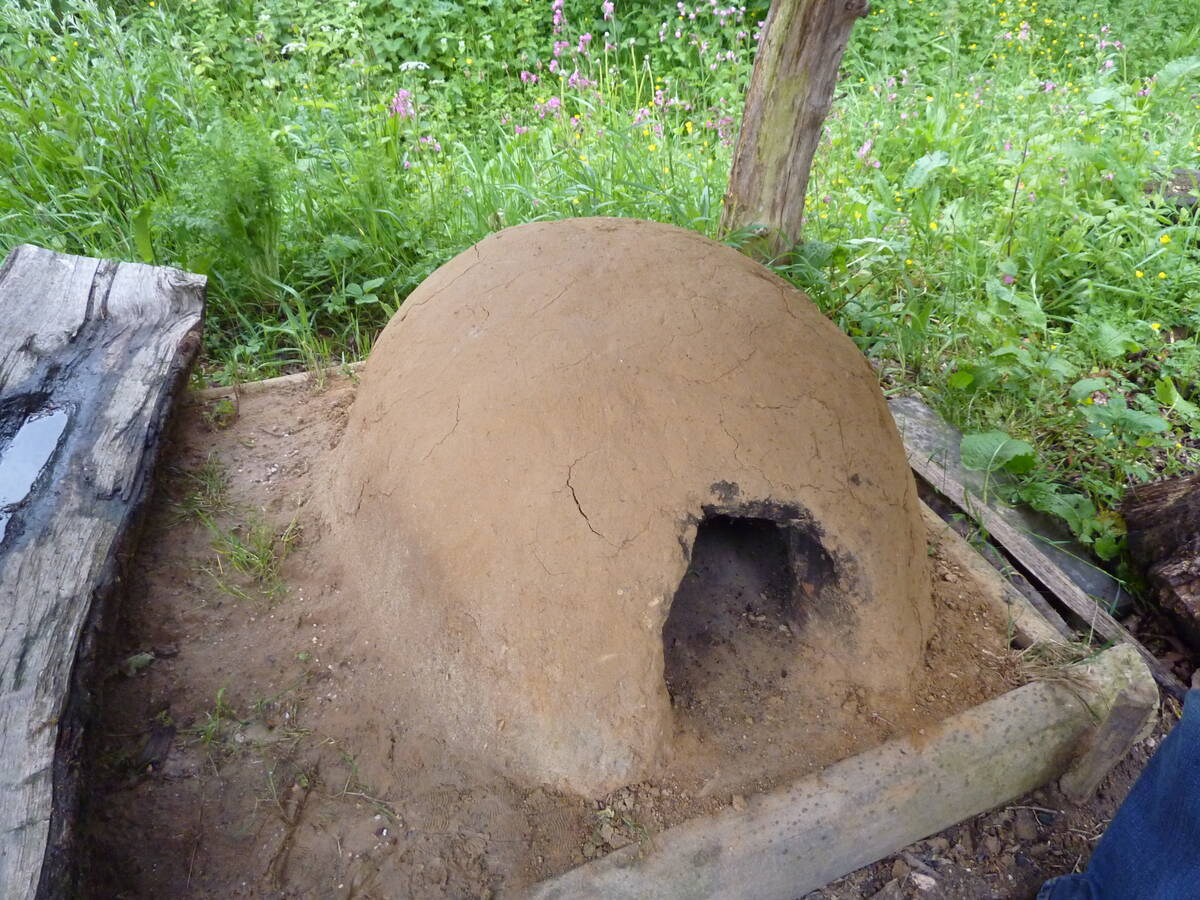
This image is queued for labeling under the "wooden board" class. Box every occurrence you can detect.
[897,438,1186,699]
[0,245,204,899]
[889,396,1127,613]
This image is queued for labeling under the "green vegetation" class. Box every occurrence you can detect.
[1,0,1197,563]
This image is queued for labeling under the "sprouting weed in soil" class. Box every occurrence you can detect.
[187,687,239,747]
[203,516,301,602]
[201,396,239,430]
[172,453,229,523]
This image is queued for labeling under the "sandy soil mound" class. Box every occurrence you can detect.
[326,218,933,794]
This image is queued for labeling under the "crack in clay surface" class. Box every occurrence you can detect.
[325,217,934,795]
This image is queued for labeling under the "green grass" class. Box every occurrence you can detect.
[1,0,1198,561]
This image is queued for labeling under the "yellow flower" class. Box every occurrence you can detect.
[1135,270,1144,278]
[905,258,914,265]
[50,55,57,62]
[647,143,657,151]
[1159,234,1171,244]
[929,221,938,230]
[662,166,670,174]
[1158,271,1167,279]
[466,58,473,65]
[642,128,650,137]
[1150,322,1162,331]
[572,197,580,204]
[684,121,693,134]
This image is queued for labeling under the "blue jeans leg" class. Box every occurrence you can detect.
[1038,690,1200,900]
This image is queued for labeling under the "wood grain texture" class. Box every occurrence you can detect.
[904,446,1186,699]
[1122,472,1200,643]
[721,0,869,253]
[0,245,204,899]
[890,396,1127,614]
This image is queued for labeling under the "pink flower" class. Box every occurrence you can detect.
[602,1,614,20]
[1002,274,1015,285]
[856,138,874,160]
[520,70,539,84]
[514,124,529,135]
[388,88,414,120]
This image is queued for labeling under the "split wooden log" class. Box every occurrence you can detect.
[1122,472,1200,646]
[720,0,870,255]
[0,245,205,899]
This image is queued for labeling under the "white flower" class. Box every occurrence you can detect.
[399,60,430,71]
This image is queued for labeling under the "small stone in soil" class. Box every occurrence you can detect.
[911,872,938,892]
[1014,809,1039,842]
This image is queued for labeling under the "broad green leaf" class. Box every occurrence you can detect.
[1115,407,1169,434]
[947,370,974,389]
[1154,377,1200,419]
[1156,56,1200,88]
[1070,377,1110,402]
[1092,322,1139,360]
[902,150,950,190]
[960,431,1037,474]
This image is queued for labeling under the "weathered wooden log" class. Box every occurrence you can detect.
[721,0,869,255]
[1123,471,1200,646]
[0,245,204,899]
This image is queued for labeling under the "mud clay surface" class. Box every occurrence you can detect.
[325,218,934,795]
[82,374,1027,898]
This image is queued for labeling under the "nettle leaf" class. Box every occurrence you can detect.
[960,431,1037,474]
[1156,56,1200,88]
[1070,376,1110,402]
[902,150,950,190]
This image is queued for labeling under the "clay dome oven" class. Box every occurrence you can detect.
[328,218,932,795]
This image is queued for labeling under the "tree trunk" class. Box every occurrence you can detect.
[721,0,870,256]
[1122,472,1200,647]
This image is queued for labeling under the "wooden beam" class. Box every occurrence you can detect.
[0,245,204,899]
[721,0,869,255]
[903,447,1187,699]
[531,645,1156,899]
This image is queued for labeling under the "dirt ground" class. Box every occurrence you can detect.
[79,372,1169,899]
